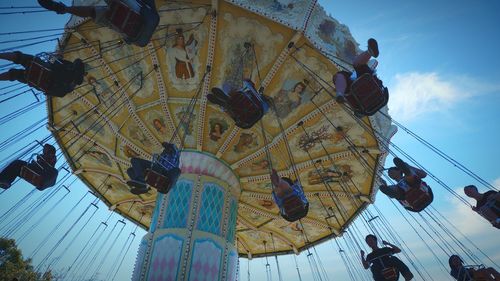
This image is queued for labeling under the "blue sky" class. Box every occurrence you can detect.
[1,0,499,280]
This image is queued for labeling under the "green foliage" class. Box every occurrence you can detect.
[0,238,51,281]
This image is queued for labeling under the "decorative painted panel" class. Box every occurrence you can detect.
[163,180,193,229]
[197,183,224,235]
[146,234,184,281]
[226,198,238,243]
[188,239,223,281]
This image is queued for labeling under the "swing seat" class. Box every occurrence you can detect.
[106,0,144,40]
[401,181,433,212]
[227,82,267,129]
[478,193,500,228]
[20,166,44,188]
[381,267,398,281]
[345,73,388,116]
[281,197,309,222]
[26,60,54,93]
[274,183,309,222]
[105,0,159,46]
[145,167,181,194]
[20,162,58,191]
[473,269,495,281]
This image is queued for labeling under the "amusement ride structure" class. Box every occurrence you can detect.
[0,0,498,281]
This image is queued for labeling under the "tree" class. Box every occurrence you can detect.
[0,238,51,281]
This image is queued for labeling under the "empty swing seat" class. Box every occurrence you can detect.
[401,181,433,212]
[105,0,159,46]
[145,167,181,194]
[26,60,54,93]
[381,267,398,281]
[345,73,388,116]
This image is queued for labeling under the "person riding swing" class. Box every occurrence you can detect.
[449,254,500,281]
[38,0,159,47]
[207,79,270,129]
[127,142,181,195]
[379,158,434,212]
[463,185,499,229]
[0,51,84,98]
[0,144,58,191]
[270,169,309,222]
[361,234,414,281]
[333,38,388,116]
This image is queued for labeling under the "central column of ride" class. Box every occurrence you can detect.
[132,152,240,281]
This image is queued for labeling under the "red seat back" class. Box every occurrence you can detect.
[145,168,179,194]
[346,73,388,116]
[473,269,495,281]
[478,193,499,224]
[281,196,308,222]
[106,0,143,39]
[381,267,398,281]
[20,166,44,188]
[227,90,263,129]
[26,61,53,92]
[403,182,432,212]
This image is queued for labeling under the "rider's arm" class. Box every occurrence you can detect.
[360,250,369,269]
[382,240,401,254]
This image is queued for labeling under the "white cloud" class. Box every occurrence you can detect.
[493,177,500,189]
[386,72,500,122]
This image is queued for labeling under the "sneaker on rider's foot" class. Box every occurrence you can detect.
[208,88,228,107]
[336,94,346,103]
[368,38,379,58]
[127,180,149,195]
[38,0,67,14]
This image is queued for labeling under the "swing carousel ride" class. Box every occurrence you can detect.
[48,0,394,258]
[2,0,500,280]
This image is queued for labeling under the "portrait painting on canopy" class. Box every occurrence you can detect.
[216,13,283,94]
[219,41,256,94]
[175,106,196,136]
[86,150,113,167]
[166,28,204,91]
[233,132,258,154]
[251,159,269,172]
[307,167,342,185]
[146,111,169,137]
[108,44,153,98]
[208,118,229,142]
[127,123,153,147]
[86,74,118,108]
[273,79,311,119]
[121,144,140,158]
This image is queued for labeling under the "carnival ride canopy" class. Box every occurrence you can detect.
[48,0,393,257]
